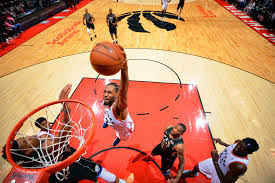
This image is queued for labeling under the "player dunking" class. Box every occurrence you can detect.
[2,84,134,183]
[161,0,171,21]
[83,8,97,41]
[106,8,118,43]
[176,0,185,19]
[102,45,134,146]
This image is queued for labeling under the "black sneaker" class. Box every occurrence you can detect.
[103,123,109,128]
[91,37,93,41]
[113,138,121,146]
[95,35,97,38]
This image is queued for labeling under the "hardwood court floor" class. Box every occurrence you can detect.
[0,0,274,182]
[0,0,274,81]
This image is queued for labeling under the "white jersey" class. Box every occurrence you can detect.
[104,104,134,140]
[37,131,54,138]
[218,143,250,175]
[198,143,250,183]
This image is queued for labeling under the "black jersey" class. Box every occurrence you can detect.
[49,146,102,183]
[83,13,93,25]
[107,13,117,28]
[161,127,184,154]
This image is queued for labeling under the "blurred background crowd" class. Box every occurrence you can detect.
[225,0,275,30]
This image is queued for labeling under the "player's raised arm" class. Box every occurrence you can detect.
[57,84,72,139]
[116,46,129,112]
[214,138,230,147]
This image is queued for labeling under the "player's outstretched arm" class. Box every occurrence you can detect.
[214,138,230,147]
[116,45,129,112]
[57,84,72,138]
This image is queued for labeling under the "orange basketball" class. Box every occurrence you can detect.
[90,42,124,76]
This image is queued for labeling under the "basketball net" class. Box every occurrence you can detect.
[4,100,95,183]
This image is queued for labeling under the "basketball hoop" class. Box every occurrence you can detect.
[4,99,95,183]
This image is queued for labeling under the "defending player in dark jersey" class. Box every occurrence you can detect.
[83,8,97,41]
[106,8,118,43]
[143,123,186,183]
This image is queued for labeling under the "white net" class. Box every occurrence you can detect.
[8,100,94,179]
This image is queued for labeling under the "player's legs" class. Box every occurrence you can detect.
[198,158,218,179]
[142,143,162,161]
[91,23,97,37]
[109,27,116,43]
[161,1,168,21]
[160,154,177,179]
[86,26,93,41]
[111,33,115,42]
[182,164,199,178]
[99,167,134,183]
[113,127,131,146]
[178,1,185,19]
[176,2,181,12]
[114,27,118,43]
[182,158,219,181]
[114,33,118,43]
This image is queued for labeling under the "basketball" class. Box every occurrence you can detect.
[90,42,124,76]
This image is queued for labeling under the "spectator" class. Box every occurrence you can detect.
[223,0,274,30]
[6,15,23,34]
[244,0,256,14]
[236,0,250,10]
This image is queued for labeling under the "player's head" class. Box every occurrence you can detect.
[234,138,259,156]
[2,138,41,167]
[2,140,26,163]
[85,8,88,13]
[171,123,186,138]
[35,117,49,131]
[103,83,119,106]
[109,8,112,14]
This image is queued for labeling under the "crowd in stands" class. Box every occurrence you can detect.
[225,0,275,30]
[0,11,23,44]
[0,0,82,45]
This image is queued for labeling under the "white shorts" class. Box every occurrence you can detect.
[198,158,221,183]
[115,123,134,141]
[162,0,168,10]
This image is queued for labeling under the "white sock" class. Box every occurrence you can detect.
[113,40,116,43]
[87,28,92,37]
[119,179,126,183]
[98,168,117,182]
